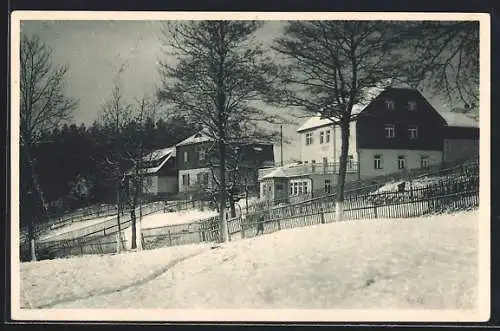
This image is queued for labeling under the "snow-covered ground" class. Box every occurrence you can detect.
[21,210,479,310]
[372,175,450,194]
[141,209,217,229]
[235,196,261,212]
[40,209,217,243]
[20,243,211,309]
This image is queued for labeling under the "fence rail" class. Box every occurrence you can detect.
[21,163,479,261]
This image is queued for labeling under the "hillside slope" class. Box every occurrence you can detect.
[21,210,479,310]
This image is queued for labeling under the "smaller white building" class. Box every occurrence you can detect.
[258,161,360,205]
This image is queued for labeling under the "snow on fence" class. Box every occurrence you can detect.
[228,175,479,240]
[37,202,165,242]
[24,172,479,261]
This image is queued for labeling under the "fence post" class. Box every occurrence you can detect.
[116,232,121,254]
[30,238,37,262]
[374,204,378,219]
[168,229,172,246]
[320,208,325,224]
[241,219,246,239]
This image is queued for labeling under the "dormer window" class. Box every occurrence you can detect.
[385,100,395,110]
[384,124,395,138]
[408,101,417,111]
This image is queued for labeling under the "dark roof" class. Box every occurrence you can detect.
[357,87,447,125]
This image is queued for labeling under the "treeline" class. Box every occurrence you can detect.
[20,115,200,224]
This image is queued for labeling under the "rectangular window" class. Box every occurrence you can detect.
[289,184,293,195]
[397,155,406,169]
[203,173,209,185]
[303,182,308,194]
[408,125,418,139]
[183,151,189,163]
[304,160,308,164]
[385,100,395,110]
[312,160,316,164]
[298,182,303,194]
[385,124,395,138]
[320,131,325,144]
[408,101,417,111]
[305,133,313,145]
[324,180,331,193]
[182,174,190,186]
[293,182,298,195]
[326,130,331,143]
[374,155,383,169]
[196,173,202,184]
[420,156,429,168]
[198,147,206,161]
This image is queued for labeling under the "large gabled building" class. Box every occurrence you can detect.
[175,130,275,196]
[259,87,480,204]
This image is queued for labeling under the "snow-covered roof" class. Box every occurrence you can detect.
[296,85,386,133]
[176,131,213,147]
[126,147,175,176]
[260,162,303,179]
[440,111,479,128]
[296,116,333,132]
[143,147,175,161]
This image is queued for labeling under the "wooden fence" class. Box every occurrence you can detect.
[23,168,479,261]
[235,175,479,238]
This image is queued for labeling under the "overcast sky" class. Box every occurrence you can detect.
[19,20,461,162]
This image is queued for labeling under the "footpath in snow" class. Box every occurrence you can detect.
[21,210,479,310]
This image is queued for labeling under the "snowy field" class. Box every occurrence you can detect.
[372,175,450,194]
[21,210,478,310]
[38,215,117,241]
[141,209,217,229]
[39,209,217,243]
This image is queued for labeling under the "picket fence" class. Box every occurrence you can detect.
[23,171,479,261]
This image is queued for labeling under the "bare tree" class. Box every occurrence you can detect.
[157,21,281,243]
[97,84,132,253]
[124,96,159,251]
[402,21,479,116]
[270,21,404,222]
[20,34,78,260]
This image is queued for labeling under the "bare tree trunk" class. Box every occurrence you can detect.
[335,120,350,222]
[218,141,229,243]
[22,144,49,262]
[229,193,236,218]
[217,22,229,244]
[137,177,143,251]
[116,180,123,253]
[130,206,137,250]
